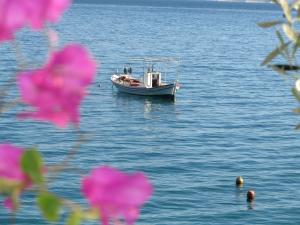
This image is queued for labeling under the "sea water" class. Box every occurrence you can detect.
[0,1,299,224]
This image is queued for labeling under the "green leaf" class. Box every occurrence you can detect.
[292,35,300,57]
[67,211,82,225]
[37,192,61,222]
[293,108,300,113]
[297,8,300,18]
[276,30,290,60]
[21,148,44,184]
[292,42,300,57]
[292,0,300,10]
[283,24,299,43]
[295,123,300,129]
[292,87,300,102]
[257,21,283,28]
[272,0,279,5]
[269,65,286,74]
[261,42,290,66]
[276,30,285,44]
[278,0,292,23]
[0,179,22,194]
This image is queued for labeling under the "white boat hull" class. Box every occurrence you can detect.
[111,75,178,97]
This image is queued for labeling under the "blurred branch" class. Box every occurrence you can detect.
[47,131,92,179]
[259,0,300,129]
[12,40,27,71]
[260,42,290,66]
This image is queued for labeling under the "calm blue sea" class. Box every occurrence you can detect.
[1,1,300,225]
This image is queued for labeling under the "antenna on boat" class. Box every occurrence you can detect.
[176,59,180,82]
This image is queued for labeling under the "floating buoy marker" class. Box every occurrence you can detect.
[236,176,244,187]
[247,190,255,202]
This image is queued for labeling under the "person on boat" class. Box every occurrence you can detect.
[128,67,132,74]
[123,66,127,74]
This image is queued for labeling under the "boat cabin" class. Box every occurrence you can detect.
[144,68,162,88]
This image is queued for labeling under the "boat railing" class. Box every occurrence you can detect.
[116,57,181,86]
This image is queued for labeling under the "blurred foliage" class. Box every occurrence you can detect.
[67,211,82,225]
[37,192,62,221]
[21,148,44,184]
[259,0,300,128]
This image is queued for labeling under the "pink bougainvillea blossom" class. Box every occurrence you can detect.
[25,0,71,29]
[0,144,31,210]
[18,44,97,127]
[0,144,28,182]
[3,197,16,211]
[0,0,71,42]
[82,166,153,225]
[0,0,28,41]
[47,29,59,48]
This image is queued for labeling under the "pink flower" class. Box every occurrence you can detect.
[0,0,70,42]
[82,166,153,225]
[0,144,31,210]
[0,0,28,41]
[25,0,71,29]
[18,44,97,127]
[3,198,15,210]
[47,29,59,48]
[0,144,28,182]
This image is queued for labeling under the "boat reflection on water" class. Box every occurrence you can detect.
[113,92,177,119]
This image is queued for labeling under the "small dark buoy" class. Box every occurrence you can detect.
[236,176,244,187]
[247,190,255,202]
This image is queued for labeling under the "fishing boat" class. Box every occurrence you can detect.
[111,57,180,99]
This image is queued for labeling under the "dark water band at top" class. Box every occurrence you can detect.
[73,0,279,11]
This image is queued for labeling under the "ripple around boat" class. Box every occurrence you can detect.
[111,57,180,100]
